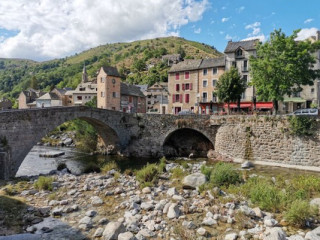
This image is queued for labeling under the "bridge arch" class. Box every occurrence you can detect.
[0,107,133,179]
[162,127,214,158]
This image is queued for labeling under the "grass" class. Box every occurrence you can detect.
[170,167,187,180]
[284,199,318,227]
[135,163,160,188]
[101,161,119,173]
[34,176,54,191]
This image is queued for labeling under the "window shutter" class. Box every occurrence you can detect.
[185,94,189,103]
[182,84,185,91]
[175,73,179,80]
[180,94,183,103]
[172,95,175,103]
[190,83,193,90]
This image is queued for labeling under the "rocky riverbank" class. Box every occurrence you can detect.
[1,160,320,240]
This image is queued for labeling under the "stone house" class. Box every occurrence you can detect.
[162,54,182,66]
[18,88,45,109]
[144,82,169,114]
[97,66,146,113]
[168,58,225,114]
[0,98,12,110]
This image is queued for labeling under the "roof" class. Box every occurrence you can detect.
[73,82,97,94]
[199,57,225,69]
[136,84,149,92]
[53,88,67,95]
[37,92,61,101]
[224,39,259,53]
[101,66,121,77]
[162,54,181,60]
[168,59,202,73]
[121,83,145,97]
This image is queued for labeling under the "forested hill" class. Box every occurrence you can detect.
[0,36,222,105]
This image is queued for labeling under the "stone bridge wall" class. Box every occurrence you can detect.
[212,115,320,170]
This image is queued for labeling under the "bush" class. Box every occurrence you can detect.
[285,199,317,227]
[288,116,316,136]
[158,157,166,173]
[34,176,53,191]
[209,162,241,187]
[101,161,118,173]
[136,163,159,187]
[200,165,212,180]
[170,167,186,180]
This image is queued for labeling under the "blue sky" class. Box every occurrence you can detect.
[180,0,320,52]
[0,0,319,61]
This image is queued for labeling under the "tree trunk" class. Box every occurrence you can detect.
[273,100,278,115]
[237,97,241,113]
[228,102,230,115]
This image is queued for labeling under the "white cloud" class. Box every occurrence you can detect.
[219,31,224,35]
[225,34,232,40]
[221,6,227,10]
[242,35,266,42]
[221,17,230,23]
[245,22,261,29]
[194,28,201,34]
[295,28,318,41]
[304,18,314,24]
[0,0,208,61]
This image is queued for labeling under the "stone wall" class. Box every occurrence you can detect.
[212,115,320,169]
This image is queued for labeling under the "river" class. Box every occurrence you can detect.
[16,145,157,177]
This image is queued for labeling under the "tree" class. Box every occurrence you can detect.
[85,96,97,108]
[214,67,246,114]
[250,29,320,113]
[177,45,186,59]
[30,75,39,90]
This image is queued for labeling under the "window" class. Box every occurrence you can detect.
[101,92,105,97]
[79,87,85,91]
[185,71,190,79]
[236,48,243,57]
[185,94,190,103]
[203,80,208,87]
[203,69,208,75]
[212,93,217,102]
[232,61,236,67]
[311,88,315,93]
[202,92,207,102]
[243,75,248,84]
[101,77,106,83]
[212,79,217,87]
[293,92,301,97]
[112,92,117,98]
[172,94,180,103]
[185,83,190,90]
[212,68,218,75]
[241,92,246,99]
[175,72,180,80]
[77,96,82,100]
[176,84,180,91]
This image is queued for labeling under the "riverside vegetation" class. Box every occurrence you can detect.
[1,157,320,239]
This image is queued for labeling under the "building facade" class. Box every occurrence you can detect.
[168,58,225,114]
[18,88,45,109]
[144,82,169,114]
[0,98,12,110]
[97,66,146,113]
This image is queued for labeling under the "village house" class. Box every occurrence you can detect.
[144,82,169,114]
[35,88,70,108]
[162,54,182,66]
[168,57,225,114]
[97,66,146,113]
[0,98,12,110]
[18,88,45,109]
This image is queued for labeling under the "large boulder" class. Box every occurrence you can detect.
[305,226,320,240]
[182,173,207,189]
[102,222,126,240]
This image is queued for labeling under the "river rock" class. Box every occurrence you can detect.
[118,232,137,240]
[264,216,278,227]
[305,226,320,240]
[241,161,254,169]
[102,221,126,240]
[167,187,177,197]
[0,233,42,240]
[86,210,97,217]
[141,202,154,211]
[225,233,238,240]
[239,205,255,216]
[263,227,287,240]
[288,235,305,240]
[94,227,104,237]
[141,187,151,194]
[197,227,207,236]
[167,203,180,219]
[182,173,206,189]
[63,138,73,146]
[202,217,217,226]
[310,198,320,208]
[182,220,197,229]
[91,196,103,206]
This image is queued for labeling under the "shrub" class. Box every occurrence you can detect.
[101,161,118,173]
[288,116,316,136]
[136,163,159,187]
[285,199,317,227]
[181,162,189,169]
[209,162,241,187]
[200,165,212,180]
[158,157,167,173]
[34,176,53,191]
[170,167,186,180]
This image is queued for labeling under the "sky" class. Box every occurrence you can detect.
[0,0,319,61]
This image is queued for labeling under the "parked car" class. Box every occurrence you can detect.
[288,108,319,116]
[178,110,195,115]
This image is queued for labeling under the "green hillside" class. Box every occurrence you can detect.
[0,36,222,105]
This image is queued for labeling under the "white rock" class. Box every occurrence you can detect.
[287,235,305,240]
[252,207,264,218]
[167,203,180,219]
[310,198,320,208]
[263,227,287,240]
[91,196,103,206]
[182,220,197,229]
[202,217,217,226]
[103,222,126,240]
[141,202,154,211]
[79,216,92,225]
[94,227,104,237]
[142,187,151,194]
[305,226,320,240]
[225,233,238,240]
[264,216,278,227]
[118,232,137,240]
[137,228,155,238]
[197,227,207,236]
[239,205,255,216]
[182,173,207,189]
[241,161,254,168]
[167,187,178,197]
[86,210,97,217]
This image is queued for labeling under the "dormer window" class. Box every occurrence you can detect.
[236,48,243,57]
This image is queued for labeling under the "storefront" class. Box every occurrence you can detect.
[199,102,224,115]
[223,101,273,113]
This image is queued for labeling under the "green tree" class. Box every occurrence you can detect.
[177,45,186,59]
[250,29,320,113]
[85,96,97,108]
[30,75,39,90]
[214,67,246,114]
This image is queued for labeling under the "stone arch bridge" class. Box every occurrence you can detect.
[0,106,218,179]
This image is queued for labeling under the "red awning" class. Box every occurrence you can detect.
[256,102,273,109]
[224,103,252,108]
